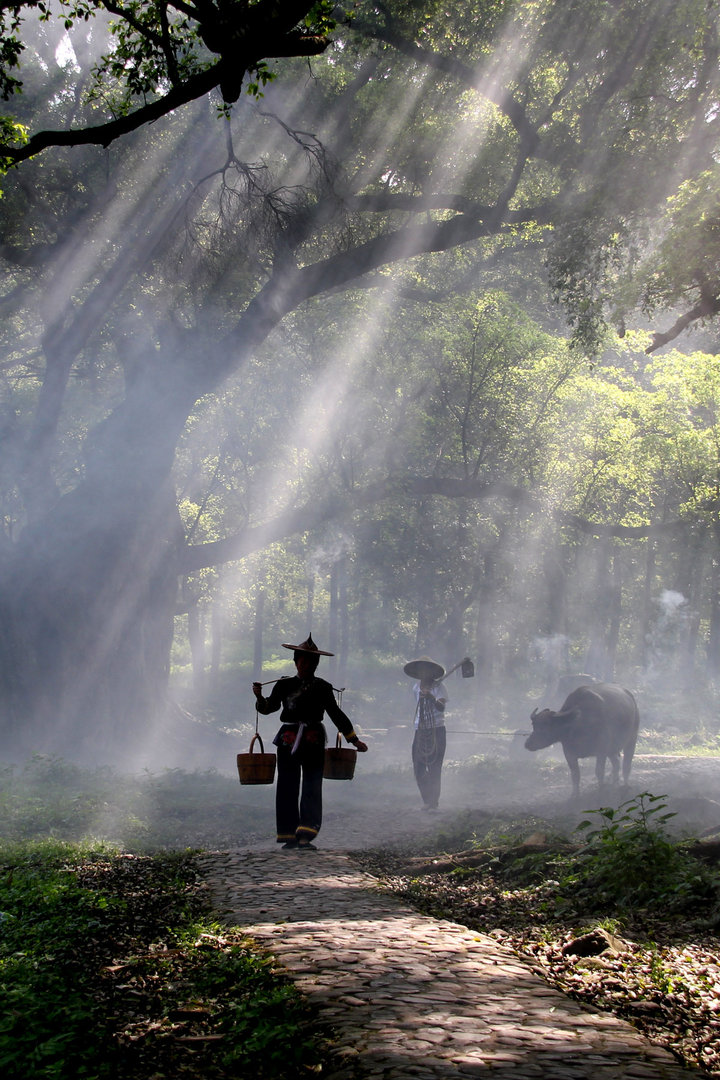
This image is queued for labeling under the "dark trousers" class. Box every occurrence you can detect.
[275,740,325,843]
[412,725,446,808]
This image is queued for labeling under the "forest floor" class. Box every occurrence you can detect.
[3,748,720,1075]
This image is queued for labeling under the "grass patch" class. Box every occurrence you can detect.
[0,841,328,1080]
[0,755,270,850]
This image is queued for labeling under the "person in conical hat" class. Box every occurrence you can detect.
[404,656,448,811]
[403,656,445,681]
[280,634,334,656]
[253,635,367,849]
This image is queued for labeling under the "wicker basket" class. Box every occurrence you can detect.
[323,733,356,780]
[237,733,276,785]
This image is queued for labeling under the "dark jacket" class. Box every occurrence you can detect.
[255,676,357,743]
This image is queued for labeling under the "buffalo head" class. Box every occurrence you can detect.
[525,706,579,751]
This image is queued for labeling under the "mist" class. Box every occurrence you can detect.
[1,2,720,845]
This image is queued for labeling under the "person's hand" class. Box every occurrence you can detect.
[252,682,262,698]
[354,739,368,752]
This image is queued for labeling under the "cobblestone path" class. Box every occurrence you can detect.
[197,847,706,1080]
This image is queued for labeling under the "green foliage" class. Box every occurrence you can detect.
[0,0,335,129]
[0,841,122,1079]
[560,792,717,911]
[0,114,26,178]
[0,842,326,1079]
[642,168,720,315]
[0,756,268,851]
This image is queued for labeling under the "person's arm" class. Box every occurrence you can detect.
[323,684,368,751]
[251,678,287,714]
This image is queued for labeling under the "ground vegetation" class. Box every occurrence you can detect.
[0,839,330,1079]
[3,755,720,1077]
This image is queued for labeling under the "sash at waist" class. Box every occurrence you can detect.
[273,722,326,753]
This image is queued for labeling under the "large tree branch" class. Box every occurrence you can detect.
[563,515,687,539]
[646,286,720,353]
[344,192,557,219]
[206,196,557,389]
[180,476,529,572]
[3,65,223,164]
[180,474,691,573]
[238,200,556,331]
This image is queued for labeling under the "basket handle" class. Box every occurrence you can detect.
[249,733,265,754]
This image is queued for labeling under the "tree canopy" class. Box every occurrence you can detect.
[3,0,720,755]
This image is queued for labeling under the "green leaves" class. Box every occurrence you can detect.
[0,843,328,1079]
[565,792,716,911]
[0,115,26,180]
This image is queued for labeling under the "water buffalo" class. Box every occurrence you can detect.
[525,682,639,797]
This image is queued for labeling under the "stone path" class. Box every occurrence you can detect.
[197,846,707,1079]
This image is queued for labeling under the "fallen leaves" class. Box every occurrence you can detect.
[355,847,720,1076]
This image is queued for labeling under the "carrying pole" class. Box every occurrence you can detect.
[256,675,346,693]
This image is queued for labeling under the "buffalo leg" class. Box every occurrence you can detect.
[563,749,581,796]
[622,737,637,783]
[608,752,621,784]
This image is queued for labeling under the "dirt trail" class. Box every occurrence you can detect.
[199,756,719,1080]
[232,754,720,854]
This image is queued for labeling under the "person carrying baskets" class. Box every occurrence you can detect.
[252,635,367,850]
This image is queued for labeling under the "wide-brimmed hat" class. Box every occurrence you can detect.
[403,656,445,680]
[281,634,334,657]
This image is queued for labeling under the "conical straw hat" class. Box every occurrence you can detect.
[403,656,445,680]
[281,633,334,657]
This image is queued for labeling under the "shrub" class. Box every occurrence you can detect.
[558,792,718,912]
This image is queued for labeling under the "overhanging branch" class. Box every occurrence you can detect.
[179,474,692,574]
[646,292,720,353]
[3,66,223,164]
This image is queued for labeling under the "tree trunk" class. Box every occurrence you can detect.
[639,538,656,670]
[187,600,206,697]
[328,562,338,683]
[605,550,622,680]
[540,545,568,694]
[707,528,720,680]
[356,579,369,652]
[683,536,704,686]
[253,583,266,680]
[0,478,183,761]
[585,538,611,680]
[210,595,223,686]
[338,555,349,686]
[0,343,199,760]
